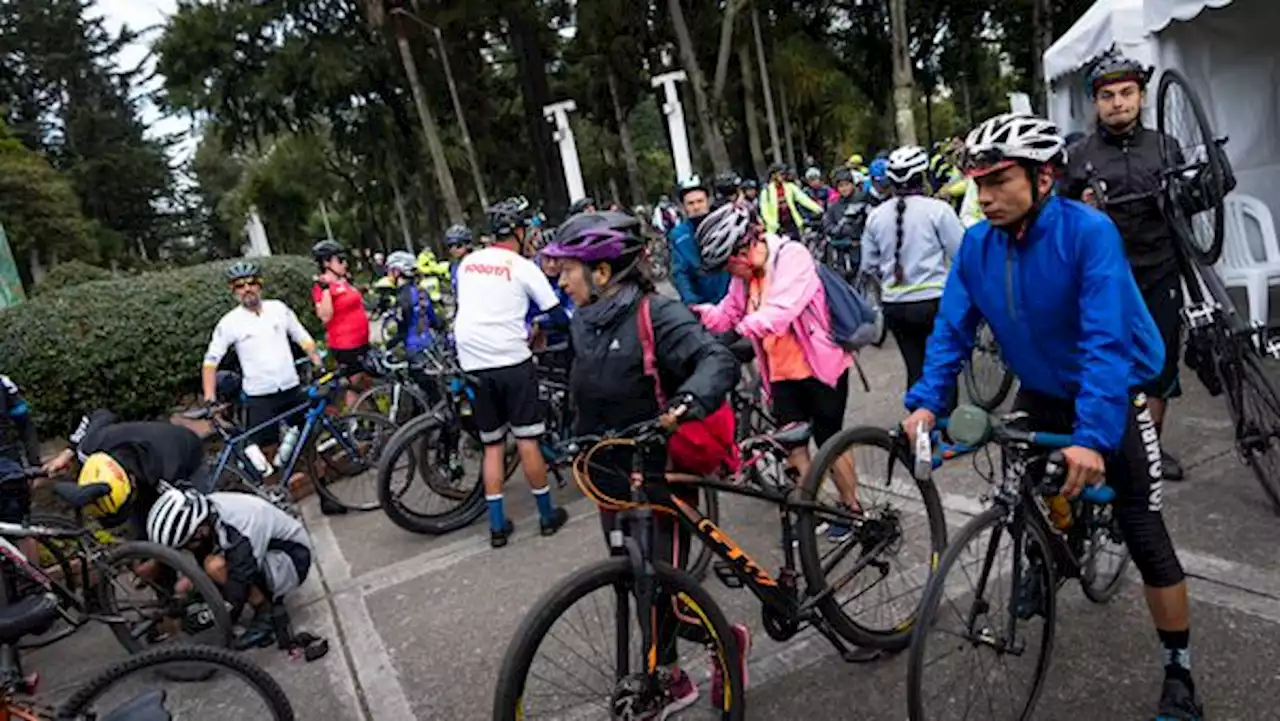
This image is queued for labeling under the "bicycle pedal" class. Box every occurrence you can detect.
[711,561,745,589]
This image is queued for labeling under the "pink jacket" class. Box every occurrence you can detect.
[693,234,853,400]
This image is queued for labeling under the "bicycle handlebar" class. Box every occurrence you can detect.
[0,467,47,484]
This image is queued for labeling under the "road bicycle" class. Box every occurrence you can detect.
[492,414,947,720]
[1090,68,1280,511]
[0,470,234,681]
[352,346,435,425]
[962,320,1015,410]
[187,370,399,514]
[905,405,1132,720]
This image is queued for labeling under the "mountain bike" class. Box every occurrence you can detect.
[962,320,1015,410]
[851,271,888,348]
[905,406,1131,720]
[187,370,399,514]
[821,237,860,285]
[492,415,946,720]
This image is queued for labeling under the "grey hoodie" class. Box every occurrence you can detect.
[860,194,965,303]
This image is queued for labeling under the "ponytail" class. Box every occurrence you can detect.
[892,196,907,285]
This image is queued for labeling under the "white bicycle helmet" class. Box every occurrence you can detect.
[886,146,930,185]
[147,488,211,549]
[696,201,754,272]
[962,113,1065,177]
[386,251,416,275]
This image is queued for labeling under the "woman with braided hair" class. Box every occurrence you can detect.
[860,146,965,397]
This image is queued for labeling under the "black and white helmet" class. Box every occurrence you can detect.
[886,146,930,185]
[696,201,755,272]
[147,488,211,549]
[962,113,1065,177]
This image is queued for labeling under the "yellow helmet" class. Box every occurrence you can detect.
[78,453,133,518]
[847,153,865,167]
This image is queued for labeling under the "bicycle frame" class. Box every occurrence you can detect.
[0,525,112,649]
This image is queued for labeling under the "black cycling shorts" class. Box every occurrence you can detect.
[770,371,849,448]
[470,359,545,445]
[1011,388,1184,589]
[245,386,310,447]
[1136,268,1184,401]
[330,345,371,381]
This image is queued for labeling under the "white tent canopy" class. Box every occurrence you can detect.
[1144,0,1235,32]
[1044,0,1151,82]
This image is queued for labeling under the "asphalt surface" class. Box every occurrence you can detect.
[18,333,1280,720]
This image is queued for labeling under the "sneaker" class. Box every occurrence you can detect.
[539,506,569,536]
[490,519,515,549]
[710,623,751,709]
[232,614,276,650]
[1162,451,1186,482]
[655,667,698,720]
[826,503,856,543]
[1155,676,1203,720]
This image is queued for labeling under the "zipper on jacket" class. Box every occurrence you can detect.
[1004,241,1018,321]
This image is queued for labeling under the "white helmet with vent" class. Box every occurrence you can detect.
[886,146,930,185]
[962,113,1065,176]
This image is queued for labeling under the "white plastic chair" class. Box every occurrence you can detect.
[1215,194,1280,327]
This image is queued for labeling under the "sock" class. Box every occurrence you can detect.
[532,485,555,520]
[486,494,507,533]
[1158,628,1193,686]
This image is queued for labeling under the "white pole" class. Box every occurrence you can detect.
[651,71,693,184]
[542,100,586,203]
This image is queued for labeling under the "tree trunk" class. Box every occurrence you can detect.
[430,26,489,210]
[389,176,415,252]
[601,144,623,207]
[738,43,766,179]
[751,4,782,165]
[779,80,796,168]
[507,7,567,216]
[889,0,917,146]
[396,31,465,225]
[712,0,742,103]
[1030,0,1053,114]
[607,68,645,207]
[667,0,732,173]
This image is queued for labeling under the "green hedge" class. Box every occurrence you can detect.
[33,260,113,296]
[0,256,322,436]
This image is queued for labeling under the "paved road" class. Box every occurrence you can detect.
[21,340,1280,720]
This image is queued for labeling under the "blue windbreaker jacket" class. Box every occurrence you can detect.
[904,196,1164,452]
[668,220,730,306]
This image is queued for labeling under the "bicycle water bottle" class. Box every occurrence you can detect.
[244,444,272,475]
[275,426,300,468]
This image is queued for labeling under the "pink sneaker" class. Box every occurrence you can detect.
[657,667,698,720]
[710,623,751,709]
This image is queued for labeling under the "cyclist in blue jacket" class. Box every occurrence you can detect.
[667,176,731,306]
[902,113,1201,721]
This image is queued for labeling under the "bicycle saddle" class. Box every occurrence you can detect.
[770,422,813,449]
[52,481,112,509]
[0,594,60,646]
[99,689,170,721]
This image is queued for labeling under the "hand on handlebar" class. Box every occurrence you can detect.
[659,396,692,432]
[1059,446,1105,499]
[42,448,76,477]
[1081,188,1099,208]
[903,408,936,445]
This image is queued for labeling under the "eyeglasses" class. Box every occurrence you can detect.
[231,278,262,290]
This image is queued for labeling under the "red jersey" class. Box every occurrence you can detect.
[312,279,369,350]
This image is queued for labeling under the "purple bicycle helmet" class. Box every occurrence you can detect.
[541,212,646,265]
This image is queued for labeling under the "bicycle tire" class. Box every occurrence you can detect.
[1238,352,1280,512]
[353,382,431,426]
[856,276,888,348]
[99,542,233,682]
[308,411,398,512]
[907,507,1056,721]
[1078,505,1132,604]
[795,426,946,650]
[492,558,744,721]
[1156,68,1226,266]
[54,644,294,720]
[963,321,1015,410]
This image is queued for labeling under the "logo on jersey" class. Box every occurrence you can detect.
[463,261,512,282]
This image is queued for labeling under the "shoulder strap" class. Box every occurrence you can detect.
[636,295,667,406]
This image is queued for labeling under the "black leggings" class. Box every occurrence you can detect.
[884,298,940,392]
[1011,389,1185,589]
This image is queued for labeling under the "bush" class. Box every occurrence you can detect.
[34,260,113,295]
[0,256,321,436]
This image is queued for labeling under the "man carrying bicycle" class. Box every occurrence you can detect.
[0,374,42,560]
[200,262,336,514]
[903,113,1202,721]
[1063,51,1187,481]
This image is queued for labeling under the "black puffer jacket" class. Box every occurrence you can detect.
[569,287,737,439]
[821,193,869,242]
[1064,123,1183,279]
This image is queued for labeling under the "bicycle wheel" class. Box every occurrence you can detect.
[56,644,294,720]
[307,411,399,511]
[1157,68,1227,265]
[354,381,430,426]
[964,321,1015,410]
[98,542,233,682]
[906,507,1056,721]
[213,464,294,515]
[1078,503,1132,604]
[493,558,744,721]
[856,276,888,347]
[795,426,946,650]
[1237,352,1280,512]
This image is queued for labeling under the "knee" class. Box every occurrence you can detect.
[203,554,228,583]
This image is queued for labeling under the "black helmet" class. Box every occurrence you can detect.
[1086,50,1152,95]
[568,196,596,215]
[713,171,742,197]
[767,162,786,178]
[831,167,855,184]
[444,224,473,247]
[225,260,260,282]
[486,197,528,239]
[742,178,759,190]
[311,239,346,263]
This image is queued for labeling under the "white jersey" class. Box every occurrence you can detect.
[453,246,559,372]
[204,300,314,396]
